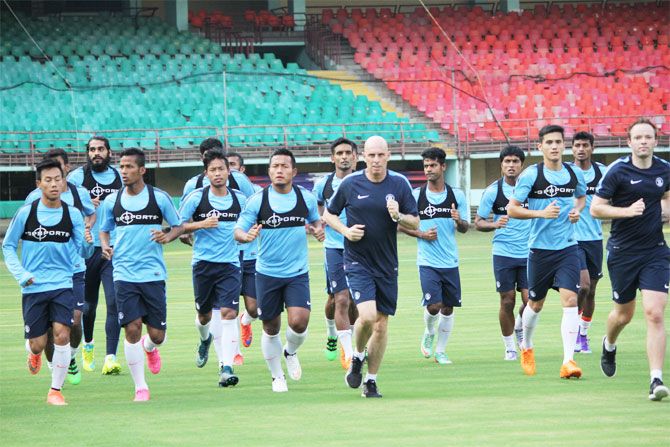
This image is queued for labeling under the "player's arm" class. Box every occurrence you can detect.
[451,194,469,233]
[398,225,437,240]
[80,187,97,229]
[474,215,506,232]
[390,183,420,230]
[98,197,115,260]
[508,199,559,219]
[568,195,586,223]
[322,208,365,241]
[234,195,261,243]
[72,211,94,259]
[475,186,506,231]
[1,209,34,286]
[150,192,184,244]
[306,193,325,242]
[661,190,670,224]
[590,196,645,219]
[178,192,217,234]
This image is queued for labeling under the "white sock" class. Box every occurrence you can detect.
[241,311,256,326]
[124,339,148,391]
[25,339,35,355]
[604,337,616,352]
[650,369,663,382]
[337,329,353,358]
[424,308,438,335]
[502,335,516,352]
[143,336,157,352]
[579,316,591,336]
[522,306,540,349]
[365,373,377,382]
[221,319,237,367]
[261,331,284,378]
[210,311,224,365]
[514,314,523,331]
[561,307,579,364]
[285,327,307,355]
[354,350,365,361]
[325,318,337,338]
[435,313,454,353]
[234,317,242,356]
[195,317,211,341]
[51,343,70,390]
[70,345,79,360]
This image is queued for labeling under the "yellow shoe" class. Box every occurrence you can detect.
[46,389,67,406]
[82,343,95,372]
[521,348,536,376]
[560,360,582,379]
[101,354,122,375]
[340,346,351,370]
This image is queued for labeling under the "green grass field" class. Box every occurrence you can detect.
[1,230,668,446]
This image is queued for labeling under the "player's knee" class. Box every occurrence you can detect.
[52,328,70,345]
[333,292,350,308]
[151,333,165,345]
[29,337,46,354]
[373,317,388,335]
[221,308,237,320]
[644,307,665,326]
[263,319,281,336]
[426,303,441,315]
[500,294,515,312]
[289,320,308,333]
[124,320,142,342]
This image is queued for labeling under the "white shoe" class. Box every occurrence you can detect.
[504,350,518,361]
[283,348,302,380]
[272,376,288,392]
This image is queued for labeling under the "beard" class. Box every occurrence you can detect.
[88,155,111,173]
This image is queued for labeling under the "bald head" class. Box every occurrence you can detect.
[364,135,389,152]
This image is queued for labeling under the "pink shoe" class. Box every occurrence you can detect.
[234,353,244,366]
[142,335,162,374]
[134,388,150,402]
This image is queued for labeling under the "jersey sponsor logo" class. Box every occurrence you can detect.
[656,177,664,187]
[261,212,305,228]
[534,184,575,197]
[630,179,642,185]
[357,194,369,199]
[24,225,71,241]
[91,184,118,198]
[197,209,239,220]
[420,204,452,218]
[117,211,161,225]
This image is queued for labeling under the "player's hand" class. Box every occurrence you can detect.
[345,224,365,241]
[450,203,460,221]
[91,197,101,208]
[568,208,580,223]
[386,198,400,221]
[200,215,219,229]
[150,229,172,244]
[543,200,560,219]
[101,246,113,260]
[309,225,325,242]
[627,198,645,217]
[422,227,438,241]
[178,234,193,246]
[84,227,93,244]
[244,224,261,242]
[496,215,509,228]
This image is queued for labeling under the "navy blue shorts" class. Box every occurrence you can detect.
[527,245,580,301]
[22,288,74,339]
[419,266,461,308]
[240,259,257,299]
[325,248,348,294]
[493,255,528,293]
[607,245,670,304]
[84,246,116,308]
[73,271,86,312]
[193,261,241,314]
[115,280,167,329]
[255,272,311,321]
[345,265,398,316]
[577,240,604,280]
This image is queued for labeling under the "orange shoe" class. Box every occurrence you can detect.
[240,314,253,348]
[560,360,582,379]
[46,389,67,406]
[234,353,244,366]
[28,352,42,375]
[340,346,351,370]
[520,348,536,376]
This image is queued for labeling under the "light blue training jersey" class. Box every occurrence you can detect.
[312,173,347,250]
[99,185,181,283]
[570,162,606,242]
[3,201,93,293]
[477,179,531,258]
[235,186,320,278]
[512,163,587,250]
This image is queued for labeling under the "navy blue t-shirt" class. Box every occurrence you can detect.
[327,170,418,277]
[595,155,670,252]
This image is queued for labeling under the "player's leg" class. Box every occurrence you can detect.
[193,261,215,368]
[554,246,582,378]
[218,264,242,387]
[141,281,167,375]
[344,268,376,389]
[23,290,50,376]
[515,258,529,347]
[324,293,337,360]
[46,289,75,405]
[419,266,441,358]
[333,289,354,368]
[100,258,121,374]
[495,256,520,360]
[575,268,591,353]
[82,251,102,371]
[434,267,461,365]
[283,273,312,381]
[239,260,258,348]
[256,273,288,391]
[67,272,85,384]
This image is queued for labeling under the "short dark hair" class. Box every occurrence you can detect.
[36,158,64,181]
[538,125,564,142]
[421,147,446,165]
[499,145,525,163]
[44,148,69,165]
[199,137,224,156]
[227,151,244,167]
[330,137,358,154]
[269,148,296,168]
[572,131,594,147]
[203,149,229,170]
[627,118,657,139]
[120,148,145,167]
[86,136,110,152]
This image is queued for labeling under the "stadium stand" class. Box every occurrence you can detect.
[325,3,670,142]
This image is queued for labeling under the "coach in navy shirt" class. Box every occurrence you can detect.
[324,135,418,398]
[591,118,670,401]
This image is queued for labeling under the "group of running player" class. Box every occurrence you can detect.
[3,117,668,405]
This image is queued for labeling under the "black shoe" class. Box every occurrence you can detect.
[196,333,213,368]
[345,356,364,388]
[219,366,239,388]
[600,337,616,378]
[649,378,669,401]
[361,379,382,398]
